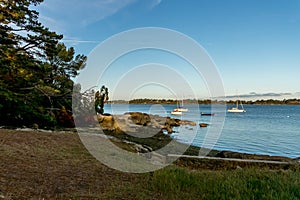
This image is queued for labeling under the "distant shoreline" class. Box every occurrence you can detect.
[108,98,300,105]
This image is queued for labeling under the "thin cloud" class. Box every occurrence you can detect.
[226,92,293,99]
[62,38,100,45]
[294,92,300,97]
[150,0,162,9]
[37,0,137,31]
[38,14,65,34]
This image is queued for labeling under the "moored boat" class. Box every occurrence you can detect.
[201,112,215,116]
[173,99,188,112]
[176,107,188,112]
[228,100,246,113]
[199,123,209,127]
[171,108,182,116]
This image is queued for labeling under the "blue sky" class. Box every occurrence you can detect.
[37,0,300,100]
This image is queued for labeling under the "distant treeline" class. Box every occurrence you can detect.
[108,99,212,104]
[238,99,300,105]
[108,98,300,105]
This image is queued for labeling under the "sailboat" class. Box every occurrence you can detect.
[171,108,183,116]
[176,99,188,112]
[228,99,246,113]
[171,99,188,115]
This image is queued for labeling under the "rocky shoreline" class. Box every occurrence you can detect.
[2,111,299,169]
[94,112,299,166]
[97,111,196,134]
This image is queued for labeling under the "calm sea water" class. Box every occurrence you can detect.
[104,104,300,158]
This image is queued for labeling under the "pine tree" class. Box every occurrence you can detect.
[0,0,86,128]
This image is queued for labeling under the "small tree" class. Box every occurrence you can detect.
[95,86,109,115]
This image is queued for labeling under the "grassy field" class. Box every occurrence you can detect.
[0,129,299,199]
[150,166,300,200]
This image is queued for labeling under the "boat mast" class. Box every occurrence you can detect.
[240,100,245,110]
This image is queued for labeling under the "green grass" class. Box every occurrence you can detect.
[148,166,300,200]
[102,128,300,199]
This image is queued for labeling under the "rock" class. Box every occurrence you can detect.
[127,112,151,126]
[199,123,209,128]
[32,123,39,130]
[180,120,196,126]
[134,144,151,153]
[165,117,181,127]
[216,150,293,162]
[216,151,243,159]
[162,125,173,134]
[98,112,197,135]
[97,114,119,131]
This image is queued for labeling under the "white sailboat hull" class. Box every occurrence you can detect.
[172,99,188,113]
[228,108,246,113]
[176,108,188,112]
[171,111,182,115]
[228,98,246,113]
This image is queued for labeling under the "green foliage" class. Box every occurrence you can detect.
[149,166,300,200]
[0,0,86,128]
[94,85,109,114]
